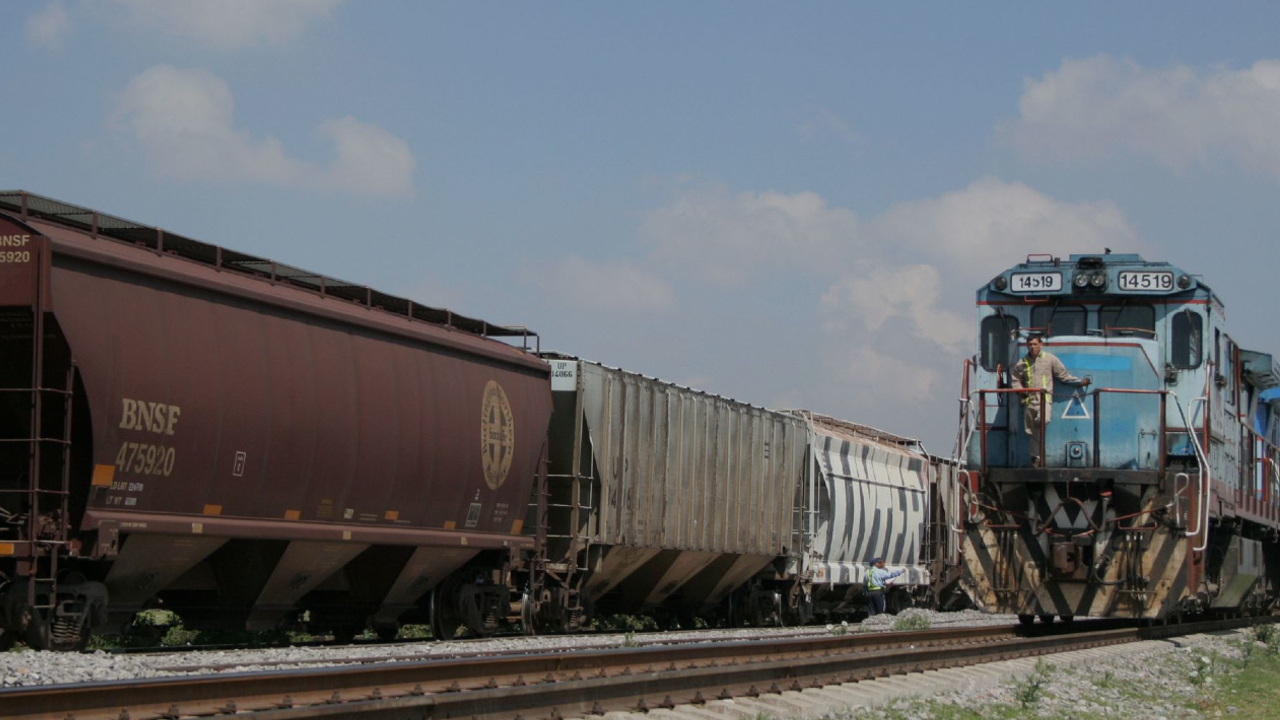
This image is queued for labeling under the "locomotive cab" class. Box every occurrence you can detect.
[958,253,1280,622]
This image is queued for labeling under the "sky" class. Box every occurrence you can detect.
[4,1,1280,453]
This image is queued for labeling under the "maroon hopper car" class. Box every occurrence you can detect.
[0,191,551,649]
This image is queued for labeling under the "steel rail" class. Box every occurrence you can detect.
[146,628,868,674]
[1,618,1270,720]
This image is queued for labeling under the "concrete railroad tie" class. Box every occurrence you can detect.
[585,631,1244,720]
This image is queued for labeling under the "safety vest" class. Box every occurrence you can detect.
[867,570,883,591]
[1018,358,1049,405]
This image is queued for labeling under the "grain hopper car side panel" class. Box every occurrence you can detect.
[0,201,551,645]
[538,358,807,624]
[43,253,549,536]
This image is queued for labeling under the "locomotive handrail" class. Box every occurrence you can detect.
[975,387,1049,472]
[1102,325,1158,338]
[1088,387,1168,475]
[953,359,978,464]
[1173,393,1212,552]
[955,468,978,528]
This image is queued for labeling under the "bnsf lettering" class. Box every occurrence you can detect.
[119,398,182,435]
[0,235,31,247]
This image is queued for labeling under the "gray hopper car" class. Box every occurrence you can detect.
[523,357,964,630]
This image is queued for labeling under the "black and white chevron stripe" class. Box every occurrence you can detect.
[811,432,931,588]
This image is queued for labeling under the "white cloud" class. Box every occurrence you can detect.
[521,256,676,313]
[316,117,417,197]
[821,264,969,349]
[112,65,414,197]
[114,0,342,50]
[639,185,860,287]
[26,2,69,49]
[870,176,1142,277]
[1005,54,1280,181]
[822,346,941,404]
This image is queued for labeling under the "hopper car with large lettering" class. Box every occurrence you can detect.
[799,412,963,618]
[0,191,552,649]
[956,253,1280,623]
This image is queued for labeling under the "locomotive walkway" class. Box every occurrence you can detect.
[1,617,1272,719]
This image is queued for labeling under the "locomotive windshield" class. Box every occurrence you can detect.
[1030,304,1086,337]
[1099,303,1155,335]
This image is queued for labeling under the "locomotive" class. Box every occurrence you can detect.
[957,253,1280,622]
[0,191,958,650]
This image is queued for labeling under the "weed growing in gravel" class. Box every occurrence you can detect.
[1011,659,1054,708]
[588,614,659,632]
[1240,639,1257,669]
[1251,623,1275,645]
[400,624,432,640]
[827,621,850,636]
[1094,668,1117,689]
[622,631,639,648]
[1188,651,1219,686]
[891,612,932,632]
[1263,628,1280,657]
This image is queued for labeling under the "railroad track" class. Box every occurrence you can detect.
[142,628,848,674]
[3,617,1271,720]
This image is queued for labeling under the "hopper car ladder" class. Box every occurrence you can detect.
[0,263,74,620]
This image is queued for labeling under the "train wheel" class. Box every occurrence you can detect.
[1038,614,1056,624]
[374,624,400,642]
[1017,614,1035,626]
[26,613,89,652]
[429,578,462,641]
[520,592,537,636]
[1059,615,1074,623]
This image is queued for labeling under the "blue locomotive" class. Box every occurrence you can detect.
[958,253,1280,621]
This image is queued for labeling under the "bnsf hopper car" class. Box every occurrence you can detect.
[0,191,551,649]
[957,253,1280,622]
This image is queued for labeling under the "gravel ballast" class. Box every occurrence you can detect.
[802,628,1262,720]
[0,609,1017,688]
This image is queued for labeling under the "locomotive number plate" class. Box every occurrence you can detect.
[1009,272,1062,293]
[1117,271,1174,292]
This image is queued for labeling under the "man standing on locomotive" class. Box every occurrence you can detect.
[1011,334,1091,467]
[865,558,903,617]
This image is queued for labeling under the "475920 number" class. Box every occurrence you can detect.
[0,251,31,263]
[115,441,176,477]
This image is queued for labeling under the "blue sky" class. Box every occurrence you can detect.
[5,1,1279,451]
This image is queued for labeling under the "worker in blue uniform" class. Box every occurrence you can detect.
[865,557,904,617]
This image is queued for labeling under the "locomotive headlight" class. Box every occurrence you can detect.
[1073,272,1089,288]
[993,276,1008,291]
[1090,272,1107,288]
[1178,274,1193,289]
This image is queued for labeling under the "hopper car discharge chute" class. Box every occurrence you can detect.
[956,253,1280,623]
[0,191,551,649]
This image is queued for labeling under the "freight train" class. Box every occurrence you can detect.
[957,253,1280,622]
[0,191,960,650]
